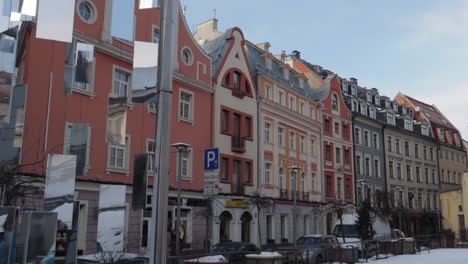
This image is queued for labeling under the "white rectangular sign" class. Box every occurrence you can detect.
[204,170,219,195]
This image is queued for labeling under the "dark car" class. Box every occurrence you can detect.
[212,242,259,263]
[296,235,339,264]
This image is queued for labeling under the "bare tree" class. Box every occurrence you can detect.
[249,192,272,249]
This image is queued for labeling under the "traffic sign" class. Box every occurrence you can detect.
[204,170,219,195]
[204,148,219,170]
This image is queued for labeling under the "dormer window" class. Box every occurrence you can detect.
[342,81,348,93]
[366,93,372,103]
[360,103,367,116]
[385,100,391,108]
[404,118,413,131]
[392,103,398,112]
[374,95,380,106]
[265,57,272,70]
[387,112,395,125]
[421,124,429,136]
[351,85,357,95]
[369,107,376,119]
[222,69,253,97]
[332,94,339,112]
[299,78,304,88]
[402,107,407,115]
[352,100,358,112]
[283,68,289,80]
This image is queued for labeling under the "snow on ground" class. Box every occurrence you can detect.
[369,249,468,264]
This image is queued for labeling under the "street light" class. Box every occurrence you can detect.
[171,142,192,256]
[358,180,366,205]
[289,165,300,246]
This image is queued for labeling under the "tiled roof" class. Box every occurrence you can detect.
[403,94,458,131]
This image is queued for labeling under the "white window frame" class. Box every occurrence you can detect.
[146,139,155,173]
[278,127,285,147]
[264,161,272,184]
[276,88,285,105]
[386,112,395,125]
[177,149,193,180]
[265,122,272,143]
[421,124,429,136]
[364,130,370,147]
[354,127,362,145]
[283,68,289,80]
[404,119,413,131]
[360,103,367,115]
[178,89,194,122]
[300,100,306,115]
[108,135,131,172]
[265,83,273,100]
[112,65,132,98]
[373,132,380,150]
[309,106,315,119]
[289,131,296,150]
[310,139,316,158]
[289,95,297,111]
[300,135,306,154]
[369,107,376,119]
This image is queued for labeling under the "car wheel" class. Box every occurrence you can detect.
[316,255,322,264]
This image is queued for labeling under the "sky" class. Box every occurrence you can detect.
[113,0,468,139]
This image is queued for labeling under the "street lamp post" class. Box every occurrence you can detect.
[171,143,192,256]
[289,166,300,246]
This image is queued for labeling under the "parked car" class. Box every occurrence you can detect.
[296,235,339,264]
[212,242,259,263]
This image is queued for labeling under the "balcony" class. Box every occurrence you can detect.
[231,135,246,153]
[231,88,245,99]
[280,189,289,200]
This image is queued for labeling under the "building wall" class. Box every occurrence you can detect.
[440,189,464,240]
[439,145,466,192]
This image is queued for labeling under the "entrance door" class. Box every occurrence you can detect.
[241,212,252,242]
[219,211,232,242]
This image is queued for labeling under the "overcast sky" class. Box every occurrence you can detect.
[114,0,468,139]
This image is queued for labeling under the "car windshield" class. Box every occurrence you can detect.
[333,225,360,238]
[296,236,321,247]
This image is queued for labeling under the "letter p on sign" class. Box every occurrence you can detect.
[204,148,219,170]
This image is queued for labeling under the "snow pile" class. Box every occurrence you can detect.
[369,249,468,264]
[246,251,282,258]
[184,255,228,263]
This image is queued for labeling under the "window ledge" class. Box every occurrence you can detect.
[107,167,130,175]
[72,88,95,99]
[146,109,157,114]
[178,117,195,126]
[181,177,192,182]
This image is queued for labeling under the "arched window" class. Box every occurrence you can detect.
[240,212,253,242]
[219,211,232,242]
[332,94,339,111]
[233,71,242,90]
[221,69,253,98]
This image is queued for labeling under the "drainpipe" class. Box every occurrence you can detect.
[436,143,441,232]
[351,113,358,206]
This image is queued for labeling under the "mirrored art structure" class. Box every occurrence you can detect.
[97,185,127,252]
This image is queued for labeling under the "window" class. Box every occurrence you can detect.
[289,96,296,111]
[265,84,272,100]
[405,142,410,156]
[342,124,348,139]
[433,194,438,209]
[113,68,131,97]
[354,128,361,144]
[309,106,315,119]
[360,103,367,115]
[389,161,394,178]
[351,85,357,95]
[324,119,331,133]
[153,27,160,43]
[406,165,412,181]
[300,135,306,153]
[108,136,130,171]
[178,149,192,179]
[278,127,284,146]
[333,122,340,135]
[178,46,192,66]
[264,162,272,184]
[325,145,332,161]
[387,136,392,152]
[386,112,395,125]
[373,133,379,149]
[300,101,306,115]
[332,94,339,111]
[423,146,427,160]
[345,178,352,200]
[233,71,241,90]
[416,167,421,182]
[369,107,376,119]
[78,1,95,23]
[344,148,350,164]
[283,68,289,80]
[414,144,419,158]
[421,125,429,136]
[397,163,402,180]
[310,139,316,157]
[221,158,228,180]
[179,90,194,121]
[337,178,342,199]
[245,162,252,184]
[366,93,372,102]
[289,131,296,150]
[432,169,436,184]
[441,170,445,182]
[364,131,369,147]
[64,123,90,176]
[266,215,274,240]
[277,89,285,105]
[326,176,333,198]
[365,157,370,176]
[404,119,413,130]
[278,168,284,189]
[221,109,229,132]
[311,173,316,192]
[352,101,358,111]
[425,168,429,183]
[395,139,400,154]
[374,159,379,177]
[264,122,272,142]
[146,140,155,172]
[356,155,362,174]
[336,147,341,163]
[280,215,287,239]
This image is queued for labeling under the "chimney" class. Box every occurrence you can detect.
[196,18,218,33]
[280,50,286,62]
[350,78,358,84]
[256,42,271,53]
[291,50,301,59]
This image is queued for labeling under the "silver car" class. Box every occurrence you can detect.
[296,235,339,264]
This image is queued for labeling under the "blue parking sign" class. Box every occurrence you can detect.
[204,148,219,170]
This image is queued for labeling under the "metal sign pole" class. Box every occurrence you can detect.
[149,0,179,263]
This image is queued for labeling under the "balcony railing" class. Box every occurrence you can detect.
[231,135,246,153]
[280,189,289,200]
[231,88,245,98]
